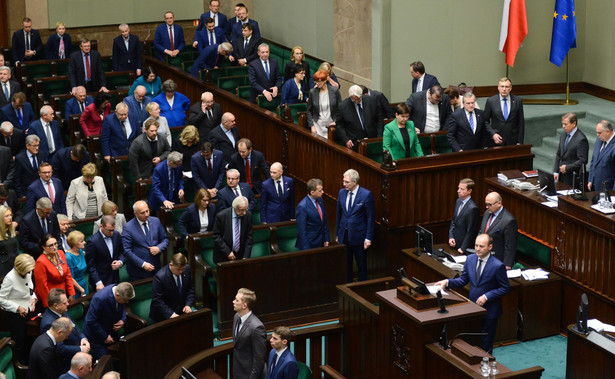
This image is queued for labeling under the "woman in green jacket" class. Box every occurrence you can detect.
[383,104,424,160]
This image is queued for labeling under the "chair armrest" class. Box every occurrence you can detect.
[125,311,148,334]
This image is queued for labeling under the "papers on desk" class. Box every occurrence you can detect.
[521,268,550,281]
[588,319,615,333]
[506,269,521,278]
[183,171,193,178]
[590,204,615,214]
[541,201,558,208]
[427,285,448,296]
[442,261,464,271]
[557,189,574,196]
[453,255,467,264]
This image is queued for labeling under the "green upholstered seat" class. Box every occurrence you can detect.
[119,265,130,283]
[257,95,281,112]
[181,60,195,73]
[236,85,251,101]
[199,234,216,269]
[297,362,312,379]
[67,301,87,330]
[56,60,70,76]
[435,133,452,154]
[37,77,71,100]
[206,67,227,83]
[419,135,432,156]
[250,227,271,258]
[101,56,113,72]
[217,75,249,93]
[129,280,154,325]
[366,141,384,164]
[226,66,249,77]
[0,338,17,379]
[105,73,133,91]
[20,62,53,83]
[278,103,307,124]
[275,223,299,253]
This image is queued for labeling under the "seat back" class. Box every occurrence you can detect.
[217,75,249,93]
[434,133,452,154]
[250,225,271,258]
[257,94,281,112]
[271,221,299,253]
[419,134,432,156]
[0,338,17,379]
[236,85,252,101]
[278,103,307,124]
[226,66,249,77]
[297,361,313,379]
[127,278,154,325]
[105,71,136,91]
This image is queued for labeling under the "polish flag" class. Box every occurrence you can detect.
[499,0,528,67]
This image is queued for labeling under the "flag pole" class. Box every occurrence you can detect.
[564,55,577,105]
[523,54,578,105]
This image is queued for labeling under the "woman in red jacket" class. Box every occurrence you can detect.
[34,233,75,308]
[79,92,111,137]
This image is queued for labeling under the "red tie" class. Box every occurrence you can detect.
[316,201,323,221]
[485,214,494,232]
[48,181,55,203]
[207,158,212,174]
[169,26,174,50]
[85,53,91,80]
[245,158,252,188]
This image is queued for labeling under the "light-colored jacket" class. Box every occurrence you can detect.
[66,176,108,220]
[0,269,36,313]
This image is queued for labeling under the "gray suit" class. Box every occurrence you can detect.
[553,128,589,186]
[306,87,342,128]
[405,90,451,133]
[233,312,267,379]
[128,133,170,180]
[480,208,517,268]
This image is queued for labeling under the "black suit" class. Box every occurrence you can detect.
[447,108,493,152]
[231,36,261,64]
[480,208,518,268]
[448,197,479,253]
[85,230,125,288]
[149,264,195,322]
[112,34,143,72]
[212,207,253,264]
[406,90,451,133]
[483,94,525,145]
[11,29,43,63]
[248,57,282,103]
[14,150,44,197]
[554,128,589,186]
[0,80,22,108]
[335,96,383,148]
[50,146,90,190]
[229,150,269,194]
[208,125,240,162]
[0,126,25,156]
[0,146,14,188]
[19,209,61,259]
[28,332,60,379]
[367,90,394,119]
[187,101,222,140]
[411,73,439,93]
[68,50,106,92]
[177,203,216,238]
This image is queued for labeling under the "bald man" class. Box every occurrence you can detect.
[479,192,517,269]
[260,162,294,223]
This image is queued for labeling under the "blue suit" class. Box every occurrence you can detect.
[191,150,226,190]
[216,182,257,213]
[260,176,294,223]
[123,93,152,126]
[122,216,168,281]
[85,230,125,288]
[18,209,60,259]
[177,203,216,238]
[335,186,375,282]
[266,348,298,379]
[0,102,36,131]
[64,96,93,119]
[149,264,194,322]
[248,57,283,103]
[40,308,86,373]
[412,73,440,93]
[197,11,228,32]
[447,253,510,353]
[83,285,127,359]
[296,195,329,250]
[51,146,91,190]
[195,27,225,52]
[100,112,140,157]
[45,33,72,60]
[26,119,65,160]
[148,159,184,211]
[190,44,223,77]
[112,34,143,72]
[25,177,66,215]
[231,19,261,44]
[14,150,45,197]
[280,78,308,105]
[154,23,185,61]
[588,138,615,191]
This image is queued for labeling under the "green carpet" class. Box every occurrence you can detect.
[493,334,567,379]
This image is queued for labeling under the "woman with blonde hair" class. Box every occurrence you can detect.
[66,163,108,220]
[65,230,88,298]
[284,45,311,84]
[144,101,172,146]
[92,200,127,234]
[317,61,340,88]
[45,21,72,59]
[0,205,18,277]
[172,125,200,173]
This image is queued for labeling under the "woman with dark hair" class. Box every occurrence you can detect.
[79,92,111,137]
[177,188,216,239]
[280,63,308,105]
[306,70,342,138]
[152,79,191,127]
[383,103,423,160]
[34,233,75,308]
[172,125,200,173]
[129,65,162,97]
[283,46,311,83]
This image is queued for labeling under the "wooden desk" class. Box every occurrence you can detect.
[512,272,562,341]
[566,324,615,378]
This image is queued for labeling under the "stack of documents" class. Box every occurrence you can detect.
[521,268,550,281]
[588,319,615,333]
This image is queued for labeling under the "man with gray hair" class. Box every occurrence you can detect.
[248,43,282,103]
[336,169,375,282]
[64,86,93,118]
[112,23,143,76]
[19,197,60,258]
[447,92,498,152]
[588,120,615,191]
[123,85,151,125]
[336,85,383,150]
[213,195,253,263]
[101,371,121,379]
[14,134,44,196]
[188,91,222,139]
[0,120,25,157]
[148,151,185,210]
[190,41,233,77]
[58,352,92,379]
[86,215,125,290]
[0,65,21,108]
[101,102,140,162]
[216,168,257,212]
[27,104,64,160]
[29,316,74,379]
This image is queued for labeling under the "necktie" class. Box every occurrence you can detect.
[5,136,10,147]
[169,169,175,198]
[234,187,240,197]
[213,14,216,26]
[457,201,465,216]
[476,259,483,281]
[356,103,366,134]
[176,274,182,294]
[209,31,213,45]
[59,38,65,59]
[31,155,37,169]
[468,111,475,133]
[25,33,30,51]
[235,317,242,337]
[244,38,248,51]
[600,141,606,153]
[316,200,323,221]
[485,214,494,232]
[502,98,509,120]
[207,158,212,174]
[347,191,354,212]
[564,134,571,150]
[47,181,55,203]
[143,222,151,245]
[277,180,283,198]
[45,123,55,153]
[85,53,91,80]
[264,60,270,79]
[62,235,68,251]
[207,109,212,119]
[17,109,22,125]
[233,216,240,252]
[41,218,47,233]
[3,83,8,100]
[121,121,127,138]
[79,102,85,112]
[245,158,252,188]
[169,26,175,50]
[270,354,279,375]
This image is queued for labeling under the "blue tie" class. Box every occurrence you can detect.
[17,109,22,125]
[564,134,571,150]
[169,169,175,199]
[176,274,182,295]
[264,60,270,79]
[244,38,248,51]
[468,112,474,133]
[41,218,47,234]
[3,83,8,100]
[502,98,509,120]
[143,222,151,245]
[270,354,279,376]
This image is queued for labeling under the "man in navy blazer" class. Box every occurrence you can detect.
[123,85,151,126]
[64,86,93,119]
[11,17,43,63]
[189,42,233,77]
[19,197,61,259]
[480,192,517,269]
[447,93,498,152]
[0,66,22,108]
[260,162,294,223]
[86,215,125,291]
[296,178,329,250]
[483,77,525,146]
[217,169,257,213]
[213,196,253,264]
[230,23,261,66]
[336,169,375,282]
[0,92,36,131]
[406,86,451,133]
[197,0,227,32]
[25,162,66,214]
[14,134,45,196]
[448,178,480,254]
[68,38,108,95]
[248,44,282,103]
[437,233,510,353]
[410,61,440,93]
[267,326,298,379]
[193,17,225,52]
[26,105,64,160]
[83,282,134,359]
[122,200,169,281]
[553,112,589,186]
[0,121,25,157]
[51,144,90,190]
[112,24,143,75]
[28,317,73,379]
[191,142,226,196]
[148,152,184,211]
[588,120,615,191]
[154,11,185,61]
[229,138,269,194]
[231,6,261,43]
[149,253,194,322]
[101,102,140,162]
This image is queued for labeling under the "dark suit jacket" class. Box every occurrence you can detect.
[187,101,222,140]
[368,89,394,119]
[149,264,195,322]
[483,94,525,145]
[229,150,269,194]
[27,332,60,379]
[190,44,223,77]
[64,96,94,119]
[335,186,375,246]
[177,203,216,238]
[0,145,14,187]
[19,209,60,258]
[213,207,253,263]
[411,73,439,93]
[216,182,257,213]
[296,195,329,250]
[208,124,240,162]
[68,50,106,90]
[306,87,342,128]
[191,149,226,190]
[0,80,22,108]
[123,93,151,126]
[14,150,45,196]
[231,35,261,64]
[449,197,479,253]
[448,253,509,319]
[122,216,168,280]
[198,11,228,32]
[40,308,86,373]
[231,19,261,44]
[154,23,185,60]
[26,119,65,158]
[480,208,518,268]
[336,96,383,145]
[280,78,308,105]
[195,27,225,52]
[101,112,140,157]
[45,33,72,60]
[267,348,298,379]
[248,57,283,103]
[85,230,125,287]
[233,312,267,379]
[112,34,142,72]
[447,108,493,152]
[51,146,91,190]
[12,29,43,63]
[589,138,615,190]
[83,285,127,345]
[0,125,25,156]
[554,128,589,186]
[25,177,66,214]
[0,102,36,131]
[128,133,171,180]
[260,176,294,223]
[406,90,451,133]
[148,159,184,211]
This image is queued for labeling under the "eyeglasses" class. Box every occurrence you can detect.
[46,242,58,248]
[485,202,500,207]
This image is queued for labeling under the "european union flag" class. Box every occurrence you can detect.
[550,0,577,66]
